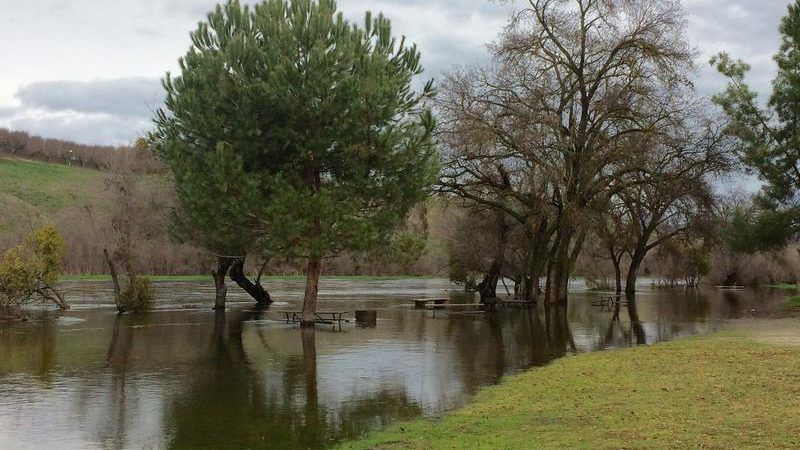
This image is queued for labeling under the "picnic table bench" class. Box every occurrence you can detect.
[414,298,449,309]
[500,300,535,309]
[425,302,491,317]
[284,311,347,329]
[592,295,629,309]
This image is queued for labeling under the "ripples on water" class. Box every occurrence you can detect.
[0,278,789,449]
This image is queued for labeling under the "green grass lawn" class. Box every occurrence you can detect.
[337,332,800,450]
[788,296,800,306]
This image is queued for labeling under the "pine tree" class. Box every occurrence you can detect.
[712,0,800,249]
[151,1,273,308]
[153,0,438,324]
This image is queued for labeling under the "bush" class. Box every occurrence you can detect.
[117,276,154,312]
[449,257,477,291]
[0,225,68,311]
[585,276,612,291]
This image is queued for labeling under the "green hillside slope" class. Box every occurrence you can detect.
[0,157,108,244]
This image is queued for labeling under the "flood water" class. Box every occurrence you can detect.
[0,278,791,449]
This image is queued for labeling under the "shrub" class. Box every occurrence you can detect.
[585,276,612,291]
[117,276,154,312]
[449,258,477,291]
[0,225,68,311]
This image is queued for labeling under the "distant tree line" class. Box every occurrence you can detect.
[0,128,160,173]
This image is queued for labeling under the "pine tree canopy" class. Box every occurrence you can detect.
[712,0,800,249]
[152,0,439,261]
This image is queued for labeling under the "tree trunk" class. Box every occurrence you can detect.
[301,161,323,326]
[531,276,541,298]
[212,257,233,311]
[301,257,322,327]
[36,287,70,310]
[546,227,573,305]
[229,258,271,305]
[626,251,645,296]
[476,214,509,303]
[525,217,550,302]
[612,256,622,295]
[476,270,499,303]
[522,251,541,302]
[103,248,124,313]
[104,248,121,296]
[522,276,533,302]
[48,287,70,310]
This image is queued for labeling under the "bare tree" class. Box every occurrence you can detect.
[617,115,730,294]
[439,0,696,303]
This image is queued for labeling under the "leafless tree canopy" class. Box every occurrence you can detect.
[438,0,733,301]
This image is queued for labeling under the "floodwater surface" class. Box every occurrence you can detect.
[0,279,790,449]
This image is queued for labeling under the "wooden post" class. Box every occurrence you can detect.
[355,310,377,326]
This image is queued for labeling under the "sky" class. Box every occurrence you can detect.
[0,0,792,147]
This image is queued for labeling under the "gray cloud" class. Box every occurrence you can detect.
[15,78,163,118]
[5,111,152,147]
[0,106,19,119]
[0,78,163,145]
[0,0,792,146]
[686,0,790,98]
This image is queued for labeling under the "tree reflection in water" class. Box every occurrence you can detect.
[164,311,422,450]
[626,294,647,346]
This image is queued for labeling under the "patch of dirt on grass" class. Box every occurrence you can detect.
[730,318,800,346]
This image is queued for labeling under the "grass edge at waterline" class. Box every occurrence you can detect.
[336,327,800,450]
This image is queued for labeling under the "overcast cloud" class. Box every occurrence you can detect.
[0,0,791,146]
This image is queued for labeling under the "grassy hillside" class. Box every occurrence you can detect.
[0,156,449,276]
[0,157,109,244]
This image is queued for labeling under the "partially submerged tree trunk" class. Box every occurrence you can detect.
[35,286,70,310]
[520,218,550,302]
[546,225,574,305]
[229,258,271,306]
[212,257,233,310]
[606,241,625,295]
[301,257,321,327]
[477,218,509,303]
[301,165,323,327]
[103,248,124,313]
[474,174,512,303]
[613,259,623,295]
[626,246,647,296]
[104,248,121,296]
[476,270,499,303]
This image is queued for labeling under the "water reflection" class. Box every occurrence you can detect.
[0,280,791,450]
[163,310,424,450]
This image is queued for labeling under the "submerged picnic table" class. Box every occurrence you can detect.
[591,295,629,309]
[425,302,492,317]
[414,298,449,309]
[499,300,535,309]
[284,311,347,328]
